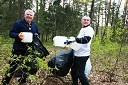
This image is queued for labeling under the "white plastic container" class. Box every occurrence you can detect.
[53,36,67,47]
[21,32,33,43]
[53,36,80,51]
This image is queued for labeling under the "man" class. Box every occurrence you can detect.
[71,16,94,85]
[2,9,40,85]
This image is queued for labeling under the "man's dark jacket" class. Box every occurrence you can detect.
[9,19,40,55]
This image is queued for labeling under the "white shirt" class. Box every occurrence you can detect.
[74,26,94,57]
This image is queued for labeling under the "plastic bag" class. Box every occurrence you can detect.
[32,34,49,58]
[48,48,73,77]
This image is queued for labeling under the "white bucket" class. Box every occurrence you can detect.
[21,32,33,43]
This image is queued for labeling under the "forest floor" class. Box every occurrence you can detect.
[89,68,128,85]
[0,43,128,85]
[0,54,127,85]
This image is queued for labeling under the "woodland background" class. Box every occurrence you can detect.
[0,0,128,84]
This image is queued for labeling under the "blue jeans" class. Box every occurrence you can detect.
[71,56,90,85]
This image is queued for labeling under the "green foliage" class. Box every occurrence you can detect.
[36,57,50,71]
[0,35,2,45]
[110,26,128,44]
[0,35,13,58]
[2,63,10,75]
[28,75,36,82]
[0,0,127,83]
[92,37,119,64]
[91,36,128,81]
[1,45,50,83]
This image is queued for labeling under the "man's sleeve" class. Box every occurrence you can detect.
[9,21,20,39]
[76,36,91,44]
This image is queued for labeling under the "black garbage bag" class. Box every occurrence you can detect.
[32,34,49,58]
[48,48,74,77]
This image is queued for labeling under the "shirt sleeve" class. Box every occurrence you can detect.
[76,27,94,44]
[9,21,20,39]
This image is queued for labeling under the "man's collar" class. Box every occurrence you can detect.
[22,19,32,25]
[83,24,90,28]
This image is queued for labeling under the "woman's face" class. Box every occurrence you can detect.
[24,11,34,24]
[81,16,90,26]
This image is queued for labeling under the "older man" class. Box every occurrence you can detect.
[2,9,40,85]
[71,16,94,85]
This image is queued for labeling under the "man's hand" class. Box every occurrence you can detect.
[18,32,24,39]
[64,37,76,45]
[64,45,70,50]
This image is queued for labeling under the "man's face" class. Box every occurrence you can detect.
[24,11,34,24]
[81,16,90,26]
